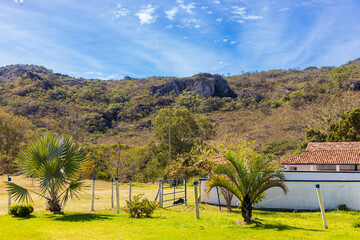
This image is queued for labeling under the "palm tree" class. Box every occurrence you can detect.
[207,152,287,224]
[5,134,88,213]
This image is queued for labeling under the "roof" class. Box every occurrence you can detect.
[282,150,360,165]
[306,142,360,152]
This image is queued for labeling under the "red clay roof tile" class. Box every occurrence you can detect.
[306,142,360,151]
[282,150,360,165]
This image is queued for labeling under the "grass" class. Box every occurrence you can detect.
[1,176,360,239]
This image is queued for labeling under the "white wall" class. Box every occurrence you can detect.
[200,171,360,210]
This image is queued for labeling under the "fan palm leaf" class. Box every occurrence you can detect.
[4,133,87,213]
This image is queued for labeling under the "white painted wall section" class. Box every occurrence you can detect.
[200,171,360,210]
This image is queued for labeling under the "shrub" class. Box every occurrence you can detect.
[96,171,110,181]
[353,221,360,228]
[123,194,158,218]
[9,203,34,217]
[337,204,349,211]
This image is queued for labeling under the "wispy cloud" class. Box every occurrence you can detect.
[135,4,157,24]
[213,0,220,4]
[177,0,196,14]
[231,6,263,23]
[278,8,290,12]
[113,4,129,18]
[165,7,178,20]
[13,0,24,4]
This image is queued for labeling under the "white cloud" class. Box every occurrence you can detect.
[230,41,236,44]
[165,25,173,29]
[135,5,157,24]
[177,1,196,14]
[223,39,228,42]
[278,7,290,12]
[232,6,246,15]
[231,6,263,23]
[113,4,129,18]
[207,11,212,14]
[243,15,263,20]
[165,7,178,20]
[181,18,201,28]
[216,18,223,23]
[13,0,24,3]
[201,6,208,10]
[213,0,220,4]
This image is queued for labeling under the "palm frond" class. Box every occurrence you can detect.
[207,175,242,202]
[4,181,33,204]
[59,180,84,206]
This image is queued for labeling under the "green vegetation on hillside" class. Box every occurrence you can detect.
[1,59,360,180]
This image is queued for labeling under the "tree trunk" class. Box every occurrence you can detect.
[241,196,252,224]
[48,199,62,213]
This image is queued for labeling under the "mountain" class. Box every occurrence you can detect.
[1,59,360,159]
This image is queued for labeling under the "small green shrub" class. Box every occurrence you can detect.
[96,171,110,181]
[9,203,34,217]
[338,204,349,211]
[353,221,360,228]
[123,194,158,218]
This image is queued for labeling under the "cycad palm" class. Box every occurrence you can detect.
[207,152,287,223]
[5,134,88,212]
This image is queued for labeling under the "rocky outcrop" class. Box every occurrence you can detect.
[149,73,237,98]
[350,81,360,91]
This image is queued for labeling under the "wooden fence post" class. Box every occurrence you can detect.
[315,184,328,229]
[115,177,120,213]
[194,181,199,219]
[91,177,95,211]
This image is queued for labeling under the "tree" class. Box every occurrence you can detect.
[0,109,33,174]
[327,108,360,141]
[153,108,216,156]
[5,134,88,213]
[207,152,287,224]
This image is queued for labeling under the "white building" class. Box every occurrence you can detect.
[201,142,360,210]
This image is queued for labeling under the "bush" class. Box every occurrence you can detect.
[9,203,34,217]
[123,194,158,218]
[353,221,360,228]
[96,171,110,181]
[337,204,349,211]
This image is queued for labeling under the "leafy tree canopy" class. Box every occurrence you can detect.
[0,108,33,174]
[153,107,216,156]
[327,108,360,141]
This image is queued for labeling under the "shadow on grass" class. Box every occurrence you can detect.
[15,215,37,220]
[251,219,322,232]
[47,213,113,222]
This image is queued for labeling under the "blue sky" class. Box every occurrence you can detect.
[1,0,360,79]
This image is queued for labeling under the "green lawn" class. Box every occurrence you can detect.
[1,176,360,239]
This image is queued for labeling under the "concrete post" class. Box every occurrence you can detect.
[194,181,199,219]
[115,177,120,213]
[129,179,132,201]
[8,177,11,214]
[111,178,114,208]
[91,177,95,211]
[315,184,328,229]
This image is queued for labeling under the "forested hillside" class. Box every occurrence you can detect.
[1,59,360,179]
